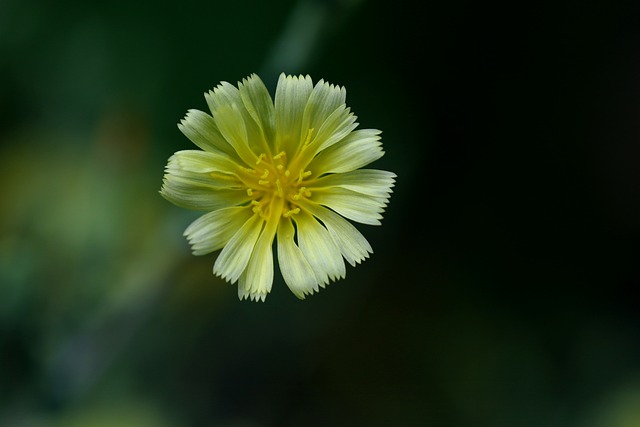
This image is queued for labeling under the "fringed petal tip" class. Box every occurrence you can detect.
[288,281,320,300]
[289,272,352,300]
[215,269,258,301]
[238,288,267,302]
[239,73,261,86]
[216,264,275,303]
[279,72,313,81]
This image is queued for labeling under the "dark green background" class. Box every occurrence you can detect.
[1,0,639,426]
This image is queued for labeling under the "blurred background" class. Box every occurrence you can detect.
[1,0,639,426]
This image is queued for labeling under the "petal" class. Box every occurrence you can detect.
[242,199,281,299]
[294,211,345,285]
[163,151,245,190]
[299,201,372,267]
[277,216,319,299]
[310,187,389,225]
[184,206,254,255]
[311,169,396,198]
[300,80,347,143]
[274,73,314,155]
[312,104,358,153]
[166,150,274,192]
[164,165,242,190]
[160,180,248,211]
[178,109,238,158]
[240,241,274,301]
[239,74,276,152]
[160,163,251,211]
[167,150,244,175]
[308,129,384,174]
[213,213,264,283]
[204,81,243,113]
[214,104,258,166]
[206,79,270,159]
[294,105,358,170]
[237,272,267,302]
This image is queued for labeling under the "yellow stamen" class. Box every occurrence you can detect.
[260,169,269,179]
[283,207,300,218]
[246,188,253,196]
[303,128,314,147]
[297,170,312,184]
[251,200,268,218]
[275,179,284,197]
[256,153,266,165]
[273,151,286,160]
[291,187,308,201]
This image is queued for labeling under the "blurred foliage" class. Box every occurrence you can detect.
[1,0,639,426]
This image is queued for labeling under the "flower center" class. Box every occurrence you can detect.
[245,151,312,219]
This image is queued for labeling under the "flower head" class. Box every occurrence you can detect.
[161,73,395,301]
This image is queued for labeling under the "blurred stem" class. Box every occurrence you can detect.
[260,0,364,83]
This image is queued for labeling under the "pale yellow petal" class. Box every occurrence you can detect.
[299,79,346,145]
[308,129,384,174]
[160,162,250,211]
[311,169,396,198]
[178,109,238,158]
[239,74,276,153]
[184,206,253,255]
[298,201,372,267]
[274,73,314,155]
[294,211,345,284]
[213,104,258,167]
[242,198,281,299]
[311,187,388,225]
[213,214,264,283]
[276,217,319,299]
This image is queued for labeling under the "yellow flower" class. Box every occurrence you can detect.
[161,73,395,301]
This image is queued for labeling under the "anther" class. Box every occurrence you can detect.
[273,151,286,160]
[256,153,266,165]
[291,187,307,201]
[258,180,270,186]
[251,200,262,214]
[260,169,269,179]
[246,188,254,196]
[297,170,312,183]
[275,179,284,198]
[283,207,301,218]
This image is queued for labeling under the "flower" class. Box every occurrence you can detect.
[161,73,396,301]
